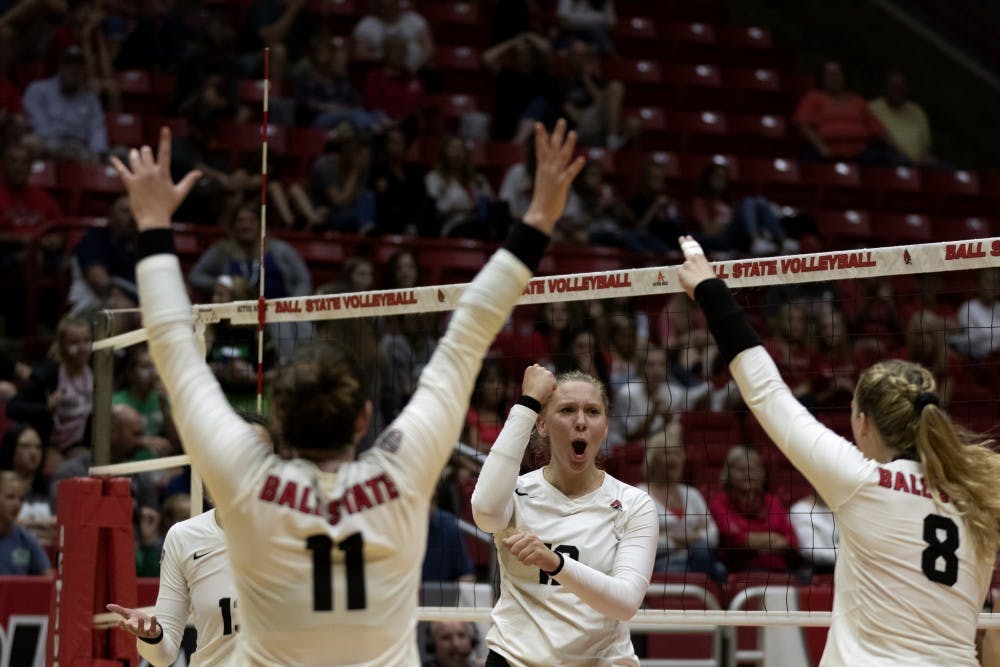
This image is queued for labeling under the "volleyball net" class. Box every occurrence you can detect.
[73,236,1000,666]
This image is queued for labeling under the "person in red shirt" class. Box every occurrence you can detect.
[709,445,799,573]
[793,60,903,165]
[363,34,426,130]
[0,142,62,231]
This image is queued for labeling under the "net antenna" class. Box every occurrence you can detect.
[256,46,271,414]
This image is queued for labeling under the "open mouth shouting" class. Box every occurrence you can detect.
[571,438,588,459]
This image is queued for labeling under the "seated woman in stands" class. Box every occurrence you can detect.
[709,446,799,573]
[640,422,724,580]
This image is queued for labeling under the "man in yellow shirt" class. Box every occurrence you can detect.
[869,70,933,165]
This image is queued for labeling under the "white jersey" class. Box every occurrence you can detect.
[138,243,536,666]
[472,405,658,666]
[732,346,992,667]
[140,509,234,667]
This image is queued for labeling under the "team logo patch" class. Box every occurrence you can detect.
[653,271,669,288]
[437,288,446,303]
[610,499,623,511]
[377,428,403,453]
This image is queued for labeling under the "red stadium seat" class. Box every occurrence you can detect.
[606,59,664,85]
[144,116,188,145]
[27,160,57,188]
[724,67,782,94]
[931,216,994,242]
[862,165,924,210]
[923,168,980,197]
[604,441,645,486]
[105,113,144,148]
[59,162,127,215]
[421,3,482,45]
[682,411,743,487]
[217,122,288,161]
[114,69,151,95]
[742,157,801,185]
[434,46,481,71]
[813,209,872,247]
[633,106,668,132]
[668,110,730,153]
[870,213,931,244]
[660,20,717,45]
[730,114,787,140]
[662,64,723,108]
[801,161,867,209]
[681,154,742,182]
[615,15,657,39]
[417,238,488,285]
[719,24,774,50]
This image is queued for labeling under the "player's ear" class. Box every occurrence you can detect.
[354,400,373,443]
[535,413,547,437]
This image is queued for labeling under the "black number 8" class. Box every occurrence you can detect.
[921,513,959,587]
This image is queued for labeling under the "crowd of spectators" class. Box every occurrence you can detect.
[0,0,996,596]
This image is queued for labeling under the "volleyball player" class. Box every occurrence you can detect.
[471,364,658,666]
[105,413,274,666]
[110,121,584,666]
[676,235,1000,665]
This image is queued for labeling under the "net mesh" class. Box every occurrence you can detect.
[92,238,1000,664]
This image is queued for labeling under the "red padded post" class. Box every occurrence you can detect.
[48,477,139,666]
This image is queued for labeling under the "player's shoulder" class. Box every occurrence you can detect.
[515,468,546,494]
[164,509,226,558]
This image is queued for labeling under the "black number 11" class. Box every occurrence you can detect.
[305,532,367,611]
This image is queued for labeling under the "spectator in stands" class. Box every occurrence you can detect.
[561,158,629,247]
[336,256,375,293]
[370,127,431,236]
[484,32,556,143]
[765,302,820,408]
[8,315,93,473]
[0,141,62,231]
[364,34,428,130]
[204,274,276,412]
[813,305,865,408]
[558,39,635,150]
[44,0,119,112]
[498,136,535,222]
[236,0,311,84]
[160,492,190,536]
[848,277,902,356]
[67,195,138,316]
[950,268,1000,361]
[628,161,683,252]
[691,162,797,257]
[353,0,434,76]
[640,422,723,579]
[0,423,54,547]
[609,345,708,447]
[462,359,509,458]
[789,493,837,577]
[422,506,475,584]
[894,309,963,407]
[308,121,375,233]
[424,135,496,239]
[22,45,107,162]
[111,345,175,459]
[899,272,956,336]
[171,11,243,120]
[556,0,617,56]
[793,60,901,165]
[188,203,311,300]
[293,34,389,133]
[606,312,640,389]
[377,249,438,427]
[0,0,67,78]
[869,70,933,166]
[169,109,246,225]
[554,327,611,394]
[421,621,480,667]
[48,405,156,517]
[114,0,191,72]
[710,446,799,573]
[0,471,52,576]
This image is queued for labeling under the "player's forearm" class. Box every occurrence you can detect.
[553,558,648,621]
[136,618,182,667]
[472,401,538,531]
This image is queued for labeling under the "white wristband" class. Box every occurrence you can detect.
[681,240,705,258]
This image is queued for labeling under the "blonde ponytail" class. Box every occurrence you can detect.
[856,360,1000,559]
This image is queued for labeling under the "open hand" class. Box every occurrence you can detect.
[105,603,160,639]
[502,532,560,573]
[523,119,586,235]
[677,235,717,300]
[521,364,556,405]
[109,127,202,231]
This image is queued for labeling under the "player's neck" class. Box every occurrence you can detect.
[543,464,604,498]
[296,446,357,472]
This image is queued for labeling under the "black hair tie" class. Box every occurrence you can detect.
[914,392,940,414]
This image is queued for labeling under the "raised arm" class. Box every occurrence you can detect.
[111,129,271,511]
[472,364,556,532]
[677,237,870,509]
[374,124,584,500]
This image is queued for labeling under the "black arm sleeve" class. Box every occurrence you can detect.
[502,221,549,273]
[694,279,762,364]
